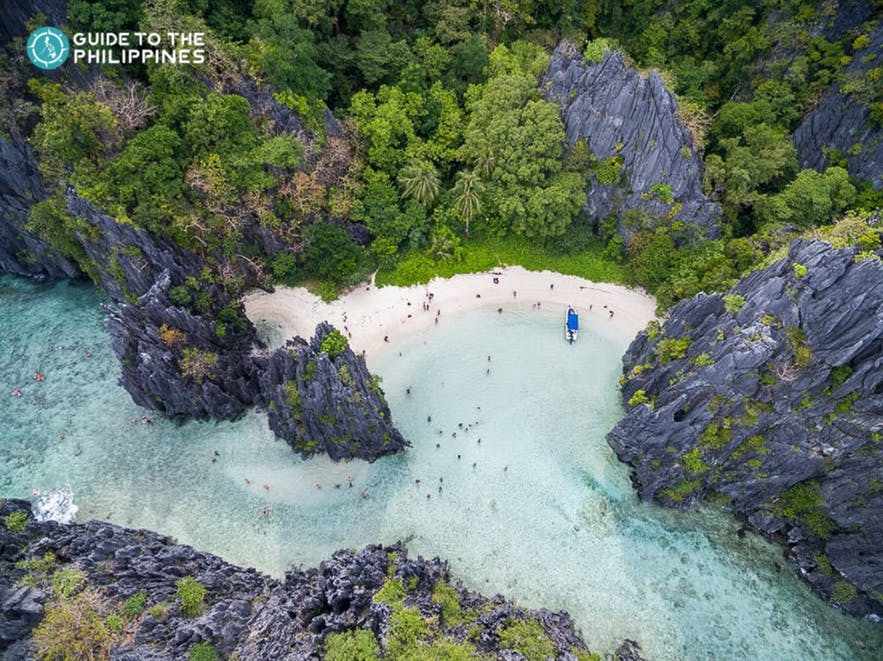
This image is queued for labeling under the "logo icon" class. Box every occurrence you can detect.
[27,27,70,70]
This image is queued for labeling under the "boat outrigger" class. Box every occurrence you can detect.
[565,306,579,343]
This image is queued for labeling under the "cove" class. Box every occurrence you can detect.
[0,275,880,660]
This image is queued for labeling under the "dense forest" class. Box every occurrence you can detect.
[3,0,881,311]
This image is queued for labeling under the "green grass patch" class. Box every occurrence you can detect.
[324,629,381,661]
[627,389,653,408]
[431,579,473,626]
[660,479,703,502]
[189,641,218,661]
[655,336,692,363]
[121,589,148,618]
[176,577,206,618]
[498,618,555,661]
[385,607,429,658]
[832,581,857,604]
[3,510,28,533]
[375,237,624,288]
[374,578,407,609]
[683,448,711,473]
[731,435,770,460]
[774,481,837,538]
[723,294,746,313]
[699,421,732,449]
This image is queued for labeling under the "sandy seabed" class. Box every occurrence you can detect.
[243,267,657,357]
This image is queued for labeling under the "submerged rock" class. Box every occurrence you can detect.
[543,42,720,236]
[0,499,624,659]
[259,322,409,461]
[608,239,883,617]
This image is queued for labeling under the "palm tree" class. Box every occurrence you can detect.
[452,169,483,237]
[398,160,441,208]
[474,146,495,179]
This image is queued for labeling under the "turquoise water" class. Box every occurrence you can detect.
[1,275,881,660]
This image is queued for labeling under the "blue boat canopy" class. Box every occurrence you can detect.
[567,308,579,331]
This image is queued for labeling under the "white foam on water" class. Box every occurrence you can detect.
[32,486,78,523]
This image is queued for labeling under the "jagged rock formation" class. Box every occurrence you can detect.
[608,239,883,617]
[0,134,80,279]
[105,273,263,420]
[0,499,627,660]
[259,322,409,461]
[543,42,720,235]
[793,21,883,189]
[59,193,264,420]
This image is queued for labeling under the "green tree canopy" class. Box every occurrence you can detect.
[303,222,364,284]
[759,167,856,228]
[462,73,583,238]
[398,159,441,208]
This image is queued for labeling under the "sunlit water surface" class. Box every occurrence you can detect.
[1,275,880,660]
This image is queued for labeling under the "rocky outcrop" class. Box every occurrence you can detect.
[65,195,403,456]
[793,21,883,189]
[0,134,81,279]
[0,498,627,659]
[57,193,263,420]
[543,42,720,235]
[105,273,263,420]
[259,322,409,461]
[608,239,883,617]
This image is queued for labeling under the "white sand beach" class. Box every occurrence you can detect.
[243,267,657,358]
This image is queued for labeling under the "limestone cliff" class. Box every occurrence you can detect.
[608,239,883,617]
[543,42,720,235]
[0,134,80,280]
[793,21,883,189]
[0,499,630,660]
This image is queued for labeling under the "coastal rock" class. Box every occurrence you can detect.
[259,322,409,461]
[0,134,80,279]
[104,273,264,420]
[793,21,883,189]
[66,192,212,304]
[0,499,620,659]
[543,42,720,235]
[608,239,883,617]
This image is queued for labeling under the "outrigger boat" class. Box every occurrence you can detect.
[565,306,579,343]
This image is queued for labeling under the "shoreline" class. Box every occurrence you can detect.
[242,266,657,359]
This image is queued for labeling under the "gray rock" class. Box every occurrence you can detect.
[543,42,720,235]
[0,134,81,279]
[608,239,883,617]
[258,322,409,461]
[0,499,616,660]
[793,22,883,189]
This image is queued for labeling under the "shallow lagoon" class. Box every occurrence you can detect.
[1,275,880,659]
